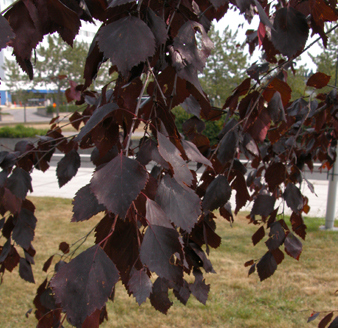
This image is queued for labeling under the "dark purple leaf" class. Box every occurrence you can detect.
[248,263,256,276]
[290,212,307,240]
[12,207,37,250]
[43,255,54,272]
[319,313,334,328]
[307,312,320,323]
[91,153,148,219]
[146,199,172,228]
[170,20,212,95]
[307,72,331,89]
[265,221,286,251]
[189,269,210,305]
[188,242,215,273]
[36,309,62,328]
[6,167,32,200]
[253,0,273,29]
[267,91,286,123]
[265,162,287,192]
[59,242,69,254]
[271,7,309,57]
[3,245,20,272]
[284,183,303,213]
[136,138,169,169]
[252,226,265,246]
[72,184,106,222]
[2,216,14,240]
[0,238,11,263]
[243,132,259,157]
[0,15,15,50]
[217,130,238,165]
[150,277,173,314]
[97,216,140,285]
[202,175,231,212]
[140,225,183,284]
[155,175,201,233]
[173,21,213,73]
[146,8,168,45]
[181,139,212,167]
[271,248,284,265]
[74,103,118,142]
[245,259,254,267]
[236,0,253,13]
[108,0,135,8]
[19,257,35,283]
[51,245,119,327]
[328,316,338,328]
[209,0,228,8]
[247,62,269,82]
[251,194,275,217]
[219,202,234,223]
[284,232,302,260]
[56,149,81,188]
[157,132,193,186]
[83,33,107,89]
[1,188,22,214]
[98,16,155,76]
[181,96,202,117]
[182,116,205,134]
[231,173,250,214]
[256,251,277,281]
[173,280,191,305]
[128,269,153,305]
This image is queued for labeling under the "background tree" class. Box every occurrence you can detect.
[200,25,247,107]
[34,35,89,114]
[3,57,32,105]
[286,64,309,100]
[310,28,338,90]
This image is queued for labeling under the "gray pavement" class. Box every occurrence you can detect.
[29,163,338,219]
[0,106,50,123]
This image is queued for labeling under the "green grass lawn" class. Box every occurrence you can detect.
[0,197,337,328]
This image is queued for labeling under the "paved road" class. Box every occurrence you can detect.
[29,162,338,219]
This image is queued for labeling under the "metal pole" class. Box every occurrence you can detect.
[325,145,338,229]
[24,102,27,123]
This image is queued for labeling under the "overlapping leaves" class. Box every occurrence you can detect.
[91,153,148,218]
[98,16,155,76]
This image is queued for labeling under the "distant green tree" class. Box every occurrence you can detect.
[34,35,89,114]
[309,28,338,90]
[3,57,32,105]
[199,25,248,107]
[286,64,309,100]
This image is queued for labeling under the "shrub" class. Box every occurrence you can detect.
[0,124,47,138]
[172,106,226,145]
[46,103,87,113]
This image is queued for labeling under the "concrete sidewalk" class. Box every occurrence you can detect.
[29,166,338,219]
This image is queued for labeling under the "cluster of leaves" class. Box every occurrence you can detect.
[0,0,337,327]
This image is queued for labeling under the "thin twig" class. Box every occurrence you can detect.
[166,0,182,32]
[125,70,151,156]
[260,24,338,82]
[147,59,167,106]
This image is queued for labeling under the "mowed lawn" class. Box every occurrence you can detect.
[0,197,337,328]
